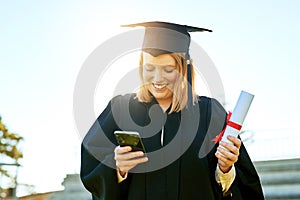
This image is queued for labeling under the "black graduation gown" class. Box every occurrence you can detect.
[80,94,264,200]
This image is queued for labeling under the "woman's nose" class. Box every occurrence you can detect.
[153,69,163,82]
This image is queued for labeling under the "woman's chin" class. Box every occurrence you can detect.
[152,92,173,101]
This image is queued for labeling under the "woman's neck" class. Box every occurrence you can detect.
[156,98,172,112]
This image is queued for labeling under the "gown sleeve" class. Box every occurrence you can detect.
[80,95,130,200]
[228,143,265,200]
[205,97,264,200]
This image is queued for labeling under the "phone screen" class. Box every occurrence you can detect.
[114,131,146,152]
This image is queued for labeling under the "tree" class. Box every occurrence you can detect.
[0,115,23,185]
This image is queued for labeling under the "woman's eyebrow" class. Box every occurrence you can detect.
[143,63,155,67]
[144,64,176,67]
[164,65,176,68]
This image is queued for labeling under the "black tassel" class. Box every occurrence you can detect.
[186,53,192,109]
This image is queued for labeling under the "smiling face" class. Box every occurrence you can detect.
[141,52,179,107]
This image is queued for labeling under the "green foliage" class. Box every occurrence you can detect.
[0,116,23,179]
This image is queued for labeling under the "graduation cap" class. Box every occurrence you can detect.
[122,21,212,107]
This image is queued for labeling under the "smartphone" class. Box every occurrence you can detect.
[114,130,146,152]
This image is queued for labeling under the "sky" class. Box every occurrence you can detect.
[0,0,300,197]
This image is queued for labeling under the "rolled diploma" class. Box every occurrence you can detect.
[221,90,254,144]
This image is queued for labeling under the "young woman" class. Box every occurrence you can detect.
[80,22,264,200]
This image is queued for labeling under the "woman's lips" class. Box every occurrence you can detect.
[152,83,168,90]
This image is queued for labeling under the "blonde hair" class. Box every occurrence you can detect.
[136,52,197,113]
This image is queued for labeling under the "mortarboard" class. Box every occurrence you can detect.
[122,21,212,108]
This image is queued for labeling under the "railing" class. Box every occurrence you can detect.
[254,158,300,199]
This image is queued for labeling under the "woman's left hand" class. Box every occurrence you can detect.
[215,135,242,173]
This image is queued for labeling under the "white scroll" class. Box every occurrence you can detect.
[221,90,254,144]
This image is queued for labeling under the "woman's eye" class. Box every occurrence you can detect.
[144,65,154,71]
[164,67,175,73]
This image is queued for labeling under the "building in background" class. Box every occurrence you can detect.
[18,174,90,200]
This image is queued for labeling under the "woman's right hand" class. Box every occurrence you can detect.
[114,146,148,176]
